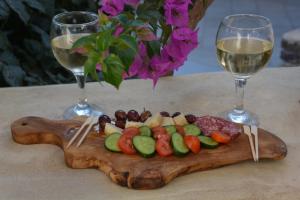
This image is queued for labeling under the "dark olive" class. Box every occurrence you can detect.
[115,110,127,121]
[160,111,170,117]
[98,115,111,130]
[140,110,152,122]
[115,120,126,129]
[185,114,197,124]
[127,110,140,122]
[172,112,181,118]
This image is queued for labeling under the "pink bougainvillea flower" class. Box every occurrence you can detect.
[101,0,124,16]
[164,0,190,27]
[124,0,140,7]
[166,0,192,4]
[167,27,199,58]
[136,26,157,41]
[114,25,124,36]
[139,53,173,86]
[161,47,186,71]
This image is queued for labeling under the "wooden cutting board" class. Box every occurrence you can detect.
[11,116,287,190]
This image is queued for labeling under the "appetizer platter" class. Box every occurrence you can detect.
[11,110,287,189]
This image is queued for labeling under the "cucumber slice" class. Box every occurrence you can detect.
[198,136,219,149]
[184,124,201,136]
[105,133,121,152]
[139,126,152,137]
[133,136,155,157]
[172,133,189,156]
[164,125,177,135]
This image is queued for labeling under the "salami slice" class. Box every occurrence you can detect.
[195,116,241,140]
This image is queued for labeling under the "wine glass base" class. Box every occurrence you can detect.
[220,109,259,126]
[63,103,104,119]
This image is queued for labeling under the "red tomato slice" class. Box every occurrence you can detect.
[122,127,140,136]
[155,133,171,141]
[156,139,173,157]
[211,131,231,144]
[184,135,201,154]
[175,125,185,136]
[152,127,170,140]
[118,132,137,155]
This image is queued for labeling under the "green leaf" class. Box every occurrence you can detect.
[128,19,145,27]
[5,0,30,24]
[111,35,138,70]
[2,65,26,86]
[146,40,161,57]
[103,54,124,89]
[84,51,99,81]
[23,0,46,13]
[96,30,113,51]
[72,34,96,49]
[116,35,138,54]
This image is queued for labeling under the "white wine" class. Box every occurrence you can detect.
[216,38,273,78]
[51,33,90,74]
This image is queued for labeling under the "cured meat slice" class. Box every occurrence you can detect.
[195,116,241,139]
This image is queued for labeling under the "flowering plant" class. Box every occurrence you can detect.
[74,0,200,88]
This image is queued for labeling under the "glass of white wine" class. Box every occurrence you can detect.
[51,11,103,119]
[216,14,274,125]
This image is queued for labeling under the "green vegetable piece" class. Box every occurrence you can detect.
[164,125,177,135]
[198,136,219,149]
[105,133,121,152]
[133,136,156,158]
[139,126,152,137]
[184,124,201,136]
[172,133,189,156]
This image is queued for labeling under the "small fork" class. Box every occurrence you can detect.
[243,125,257,162]
[251,125,259,162]
[66,116,98,148]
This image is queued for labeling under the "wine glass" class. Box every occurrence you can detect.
[50,11,103,119]
[216,14,274,125]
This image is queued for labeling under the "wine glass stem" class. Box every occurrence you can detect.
[234,78,247,114]
[74,74,88,108]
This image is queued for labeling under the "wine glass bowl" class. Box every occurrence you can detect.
[216,14,274,125]
[51,11,103,119]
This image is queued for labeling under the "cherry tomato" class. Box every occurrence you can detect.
[175,125,185,136]
[122,127,140,136]
[184,135,201,154]
[118,132,137,155]
[156,139,173,157]
[211,131,231,144]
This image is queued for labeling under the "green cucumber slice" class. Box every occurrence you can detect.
[164,125,177,135]
[133,136,155,157]
[172,133,189,156]
[198,136,219,149]
[105,133,121,152]
[139,126,152,137]
[184,124,201,136]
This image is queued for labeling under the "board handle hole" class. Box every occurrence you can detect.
[21,122,28,126]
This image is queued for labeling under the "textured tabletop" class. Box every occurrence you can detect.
[0,67,300,200]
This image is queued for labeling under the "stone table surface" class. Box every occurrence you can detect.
[0,67,300,200]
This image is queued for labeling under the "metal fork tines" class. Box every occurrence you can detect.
[66,116,98,148]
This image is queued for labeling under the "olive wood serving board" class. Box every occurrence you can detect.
[11,116,287,190]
